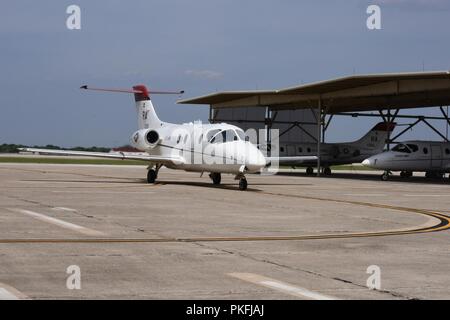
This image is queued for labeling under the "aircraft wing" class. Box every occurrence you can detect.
[19,148,185,165]
[266,156,318,164]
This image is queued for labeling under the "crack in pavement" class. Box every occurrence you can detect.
[193,242,417,300]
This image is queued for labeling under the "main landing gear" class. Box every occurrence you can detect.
[147,164,162,184]
[209,172,248,190]
[306,166,331,176]
[425,171,444,179]
[400,171,413,178]
[209,172,221,185]
[381,170,391,181]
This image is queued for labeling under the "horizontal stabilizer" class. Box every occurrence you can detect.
[80,85,184,96]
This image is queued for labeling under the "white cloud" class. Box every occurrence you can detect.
[185,69,223,80]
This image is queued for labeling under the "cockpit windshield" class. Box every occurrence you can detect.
[206,129,221,142]
[236,129,245,141]
[407,144,418,152]
[209,129,240,143]
[392,143,411,153]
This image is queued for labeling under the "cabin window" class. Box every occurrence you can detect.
[392,144,411,153]
[307,147,311,153]
[176,135,181,144]
[407,144,418,152]
[298,147,303,153]
[423,147,428,154]
[445,148,450,155]
[280,146,285,152]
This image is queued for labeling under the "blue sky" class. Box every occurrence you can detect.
[1,0,450,147]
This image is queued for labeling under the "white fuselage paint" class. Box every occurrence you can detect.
[363,141,450,172]
[131,122,267,174]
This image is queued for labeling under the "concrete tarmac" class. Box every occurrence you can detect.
[0,163,450,299]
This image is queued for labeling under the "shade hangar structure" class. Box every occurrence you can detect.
[178,71,450,175]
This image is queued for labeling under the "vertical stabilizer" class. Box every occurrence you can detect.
[352,122,396,151]
[133,85,163,129]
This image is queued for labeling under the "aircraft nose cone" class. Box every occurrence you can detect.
[246,145,267,172]
[256,151,267,167]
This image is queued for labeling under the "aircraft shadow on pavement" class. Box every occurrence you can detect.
[276,171,450,185]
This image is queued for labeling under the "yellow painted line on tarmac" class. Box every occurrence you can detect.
[0,195,449,244]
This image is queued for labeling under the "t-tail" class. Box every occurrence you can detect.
[132,85,162,129]
[79,85,184,130]
[351,122,396,151]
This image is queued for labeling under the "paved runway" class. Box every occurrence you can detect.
[1,163,450,299]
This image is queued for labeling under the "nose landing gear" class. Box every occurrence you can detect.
[238,177,248,191]
[233,173,248,191]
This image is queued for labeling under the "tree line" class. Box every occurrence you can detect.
[0,144,111,153]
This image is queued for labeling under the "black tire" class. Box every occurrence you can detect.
[306,167,314,175]
[400,171,407,178]
[381,172,389,181]
[147,169,157,184]
[210,172,221,185]
[324,167,332,175]
[239,178,248,191]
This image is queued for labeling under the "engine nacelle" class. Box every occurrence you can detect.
[130,129,161,150]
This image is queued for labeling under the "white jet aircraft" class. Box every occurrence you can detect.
[362,141,450,181]
[21,85,316,190]
[276,122,396,175]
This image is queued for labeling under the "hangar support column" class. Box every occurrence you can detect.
[317,97,322,177]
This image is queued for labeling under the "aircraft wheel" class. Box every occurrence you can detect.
[147,169,157,184]
[400,171,409,178]
[306,167,314,175]
[324,167,332,175]
[425,171,441,179]
[239,178,248,191]
[381,171,390,181]
[209,172,221,185]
